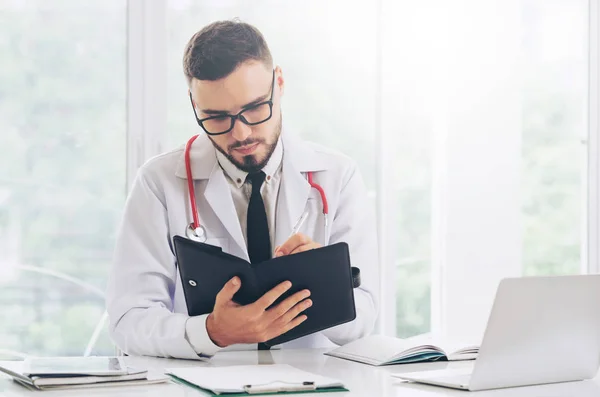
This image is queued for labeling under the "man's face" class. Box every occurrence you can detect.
[189,62,284,173]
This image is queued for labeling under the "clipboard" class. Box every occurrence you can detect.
[169,377,347,396]
[166,365,348,396]
[173,236,360,346]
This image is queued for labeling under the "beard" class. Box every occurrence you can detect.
[211,116,282,174]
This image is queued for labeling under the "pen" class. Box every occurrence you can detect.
[290,210,309,238]
[274,211,309,257]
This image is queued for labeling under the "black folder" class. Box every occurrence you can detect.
[173,235,358,347]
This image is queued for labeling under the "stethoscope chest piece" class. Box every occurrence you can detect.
[186,223,207,243]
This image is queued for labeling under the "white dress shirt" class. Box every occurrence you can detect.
[215,138,283,250]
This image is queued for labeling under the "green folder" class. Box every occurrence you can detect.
[169,375,348,396]
[165,364,348,396]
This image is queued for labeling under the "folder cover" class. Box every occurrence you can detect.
[173,235,357,346]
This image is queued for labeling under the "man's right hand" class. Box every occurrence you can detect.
[205,277,312,348]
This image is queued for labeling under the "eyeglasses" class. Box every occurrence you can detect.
[190,70,275,136]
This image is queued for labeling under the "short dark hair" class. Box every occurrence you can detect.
[183,19,273,85]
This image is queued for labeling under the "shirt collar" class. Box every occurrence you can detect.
[216,137,283,189]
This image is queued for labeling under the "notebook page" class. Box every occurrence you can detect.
[166,364,343,393]
[326,335,430,365]
[406,335,479,360]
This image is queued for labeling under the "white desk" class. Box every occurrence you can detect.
[2,349,599,396]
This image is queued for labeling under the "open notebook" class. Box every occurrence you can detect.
[325,335,478,366]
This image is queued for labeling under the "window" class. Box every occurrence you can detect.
[521,0,588,276]
[423,0,589,343]
[380,2,436,338]
[0,0,126,358]
[0,0,594,358]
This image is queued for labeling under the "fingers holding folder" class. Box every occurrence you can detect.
[174,236,358,347]
[205,277,312,347]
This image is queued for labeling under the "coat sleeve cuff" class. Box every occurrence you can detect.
[185,314,223,358]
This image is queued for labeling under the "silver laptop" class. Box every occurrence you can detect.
[395,275,600,391]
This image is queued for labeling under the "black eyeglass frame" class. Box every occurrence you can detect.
[189,70,275,136]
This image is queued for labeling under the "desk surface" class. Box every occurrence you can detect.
[1,348,599,396]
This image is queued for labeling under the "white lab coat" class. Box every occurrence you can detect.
[106,130,379,360]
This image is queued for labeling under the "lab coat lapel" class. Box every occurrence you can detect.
[174,135,248,259]
[275,132,330,249]
[203,165,249,260]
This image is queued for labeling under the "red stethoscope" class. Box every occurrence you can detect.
[184,134,329,242]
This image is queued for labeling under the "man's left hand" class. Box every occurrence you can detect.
[274,233,321,257]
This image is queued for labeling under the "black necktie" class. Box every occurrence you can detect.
[246,172,272,351]
[247,171,271,265]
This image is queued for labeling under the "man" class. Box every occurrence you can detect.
[106,20,378,360]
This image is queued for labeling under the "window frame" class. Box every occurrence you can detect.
[587,0,600,275]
